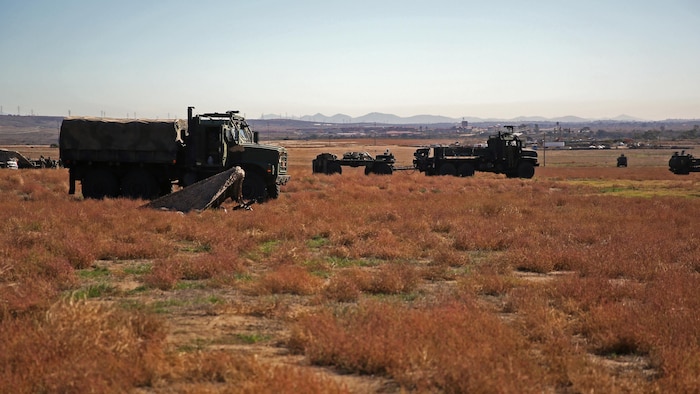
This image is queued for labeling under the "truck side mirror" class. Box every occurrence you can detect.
[253,131,259,144]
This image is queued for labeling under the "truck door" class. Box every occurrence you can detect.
[204,126,222,166]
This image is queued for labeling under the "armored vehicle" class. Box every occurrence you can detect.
[60,107,289,200]
[413,128,538,178]
[669,151,700,174]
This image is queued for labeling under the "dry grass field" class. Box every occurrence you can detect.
[1,141,699,393]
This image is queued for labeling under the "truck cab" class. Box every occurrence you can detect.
[182,107,289,200]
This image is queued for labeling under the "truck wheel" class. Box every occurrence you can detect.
[375,163,393,175]
[439,163,457,176]
[121,169,159,200]
[82,168,119,199]
[242,171,267,202]
[267,183,281,199]
[457,163,475,177]
[517,162,535,179]
[330,162,342,174]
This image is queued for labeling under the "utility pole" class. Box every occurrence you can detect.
[542,130,546,167]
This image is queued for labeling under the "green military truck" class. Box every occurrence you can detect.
[60,107,289,201]
[413,128,539,178]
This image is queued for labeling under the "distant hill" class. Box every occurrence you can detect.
[262,112,654,125]
[0,115,62,145]
[2,113,698,146]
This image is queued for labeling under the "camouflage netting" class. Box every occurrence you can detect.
[0,149,33,168]
[142,166,245,213]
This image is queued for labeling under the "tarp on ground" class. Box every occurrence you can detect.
[0,149,34,168]
[142,166,245,213]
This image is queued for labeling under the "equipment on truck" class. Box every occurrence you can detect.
[59,107,289,201]
[413,127,538,178]
[312,150,398,175]
[668,151,700,174]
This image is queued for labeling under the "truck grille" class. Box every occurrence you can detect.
[279,151,288,173]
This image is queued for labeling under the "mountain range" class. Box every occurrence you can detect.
[259,112,649,124]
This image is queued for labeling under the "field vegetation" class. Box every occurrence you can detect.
[1,142,699,392]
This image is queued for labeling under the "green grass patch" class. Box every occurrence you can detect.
[196,295,224,305]
[564,179,699,198]
[77,266,110,279]
[123,263,152,275]
[259,240,280,254]
[326,256,379,268]
[174,281,206,290]
[179,241,212,253]
[71,283,115,299]
[151,299,187,314]
[125,285,148,295]
[233,333,271,344]
[307,235,329,249]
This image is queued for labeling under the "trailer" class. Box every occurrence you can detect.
[312,150,399,175]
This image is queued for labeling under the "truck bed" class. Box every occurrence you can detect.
[59,117,184,163]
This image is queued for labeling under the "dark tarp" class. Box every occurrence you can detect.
[142,166,244,213]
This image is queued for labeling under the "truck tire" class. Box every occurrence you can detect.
[121,169,159,200]
[242,171,267,202]
[367,163,392,175]
[267,183,281,199]
[82,168,119,199]
[439,163,457,176]
[329,162,342,175]
[517,162,535,179]
[458,163,475,177]
[376,163,393,175]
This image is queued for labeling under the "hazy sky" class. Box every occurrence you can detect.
[1,0,699,120]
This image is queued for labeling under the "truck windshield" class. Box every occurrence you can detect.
[232,120,254,144]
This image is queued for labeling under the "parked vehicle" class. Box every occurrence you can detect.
[616,154,628,167]
[5,159,18,170]
[413,128,539,178]
[60,107,289,200]
[669,151,700,174]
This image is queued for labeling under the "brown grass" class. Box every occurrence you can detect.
[0,143,699,392]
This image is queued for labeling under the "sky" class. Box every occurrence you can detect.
[1,0,699,121]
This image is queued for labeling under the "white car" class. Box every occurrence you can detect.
[6,159,18,169]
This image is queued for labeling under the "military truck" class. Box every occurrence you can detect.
[668,151,700,174]
[413,128,538,178]
[60,107,289,200]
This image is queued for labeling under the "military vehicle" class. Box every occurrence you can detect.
[413,128,538,178]
[60,107,289,200]
[668,151,700,174]
[616,154,628,167]
[312,150,397,175]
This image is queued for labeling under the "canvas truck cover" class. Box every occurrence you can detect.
[59,117,185,164]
